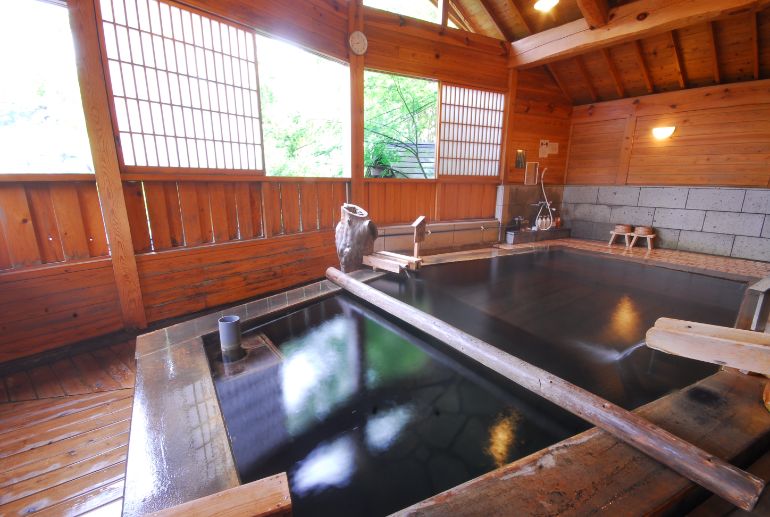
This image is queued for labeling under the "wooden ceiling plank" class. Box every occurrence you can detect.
[546,64,573,103]
[505,0,535,35]
[451,0,483,34]
[478,0,513,40]
[576,55,599,101]
[577,0,610,29]
[633,40,655,93]
[707,21,721,83]
[669,30,687,89]
[752,12,760,79]
[509,0,770,67]
[601,48,625,97]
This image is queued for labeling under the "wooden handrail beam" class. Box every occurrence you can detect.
[509,0,770,68]
[326,267,765,512]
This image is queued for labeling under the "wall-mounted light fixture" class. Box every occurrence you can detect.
[651,126,676,140]
[515,149,526,168]
[534,0,559,13]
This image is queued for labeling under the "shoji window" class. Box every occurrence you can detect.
[438,84,504,177]
[98,0,264,172]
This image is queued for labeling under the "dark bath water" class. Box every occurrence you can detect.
[207,249,745,517]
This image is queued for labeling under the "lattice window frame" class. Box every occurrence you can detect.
[96,0,266,176]
[437,83,505,179]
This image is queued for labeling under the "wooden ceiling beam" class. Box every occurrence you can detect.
[545,64,573,103]
[509,0,770,68]
[577,0,610,29]
[632,40,654,93]
[575,55,598,101]
[669,31,687,89]
[601,48,625,97]
[707,22,721,84]
[752,12,760,79]
[478,0,513,40]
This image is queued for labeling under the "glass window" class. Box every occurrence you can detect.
[257,36,350,178]
[363,0,457,27]
[364,71,438,179]
[0,0,94,174]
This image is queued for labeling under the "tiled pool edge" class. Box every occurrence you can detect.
[124,270,384,516]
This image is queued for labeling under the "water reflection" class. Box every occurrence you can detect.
[365,405,413,453]
[486,410,520,468]
[293,436,356,495]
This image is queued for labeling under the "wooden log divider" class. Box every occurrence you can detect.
[325,267,765,511]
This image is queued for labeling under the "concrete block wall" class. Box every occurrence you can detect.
[561,186,770,261]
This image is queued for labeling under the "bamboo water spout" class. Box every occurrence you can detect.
[325,267,765,511]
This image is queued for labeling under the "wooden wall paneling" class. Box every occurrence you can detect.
[566,118,627,184]
[0,185,42,268]
[349,0,365,206]
[222,183,240,241]
[25,185,65,264]
[69,0,146,328]
[266,183,283,236]
[248,183,265,238]
[234,183,254,239]
[142,182,172,251]
[177,183,203,247]
[0,216,12,271]
[49,184,91,261]
[208,183,230,243]
[300,183,319,232]
[121,182,151,253]
[316,183,335,230]
[760,10,770,78]
[616,114,638,184]
[163,183,184,248]
[280,183,301,234]
[76,183,110,257]
[195,183,215,244]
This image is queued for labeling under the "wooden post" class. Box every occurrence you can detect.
[349,0,365,206]
[326,267,765,512]
[412,216,426,258]
[68,0,147,329]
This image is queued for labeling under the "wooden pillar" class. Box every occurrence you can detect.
[349,0,365,206]
[499,68,518,183]
[68,0,147,329]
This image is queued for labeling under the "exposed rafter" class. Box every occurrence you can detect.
[509,0,770,67]
[575,55,598,102]
[752,12,760,79]
[601,48,625,97]
[428,0,472,32]
[577,0,610,29]
[669,31,687,89]
[478,0,512,40]
[439,0,450,30]
[546,64,573,103]
[504,0,535,35]
[451,0,484,34]
[707,22,721,84]
[632,40,654,93]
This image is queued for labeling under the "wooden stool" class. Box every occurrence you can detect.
[608,231,656,250]
[629,232,656,250]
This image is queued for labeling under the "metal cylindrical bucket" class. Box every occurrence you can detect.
[218,315,242,359]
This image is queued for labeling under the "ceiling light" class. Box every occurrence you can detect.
[651,126,676,140]
[534,0,559,13]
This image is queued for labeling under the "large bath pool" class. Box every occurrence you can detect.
[206,248,745,516]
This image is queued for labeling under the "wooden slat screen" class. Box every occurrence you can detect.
[98,0,264,172]
[439,85,505,177]
[124,179,349,253]
[0,182,109,271]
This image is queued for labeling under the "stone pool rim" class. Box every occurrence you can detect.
[123,240,770,516]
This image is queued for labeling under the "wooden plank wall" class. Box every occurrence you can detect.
[566,79,770,186]
[505,68,572,184]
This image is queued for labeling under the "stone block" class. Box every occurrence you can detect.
[591,222,615,241]
[562,185,598,204]
[677,231,735,256]
[653,208,705,231]
[731,236,770,262]
[763,216,770,238]
[638,187,688,209]
[702,211,764,236]
[573,203,611,223]
[743,189,770,214]
[609,206,655,226]
[654,228,680,249]
[597,186,640,206]
[570,220,594,240]
[685,188,745,211]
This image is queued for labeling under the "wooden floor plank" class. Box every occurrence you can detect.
[76,496,123,517]
[109,341,136,372]
[0,389,123,423]
[0,389,131,436]
[51,358,93,396]
[33,479,124,517]
[90,347,135,389]
[27,364,66,399]
[5,371,37,401]
[0,461,126,516]
[0,399,132,459]
[0,418,130,474]
[70,353,122,392]
[0,444,126,505]
[0,377,9,403]
[0,432,129,489]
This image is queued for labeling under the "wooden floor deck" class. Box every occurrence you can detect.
[0,341,136,516]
